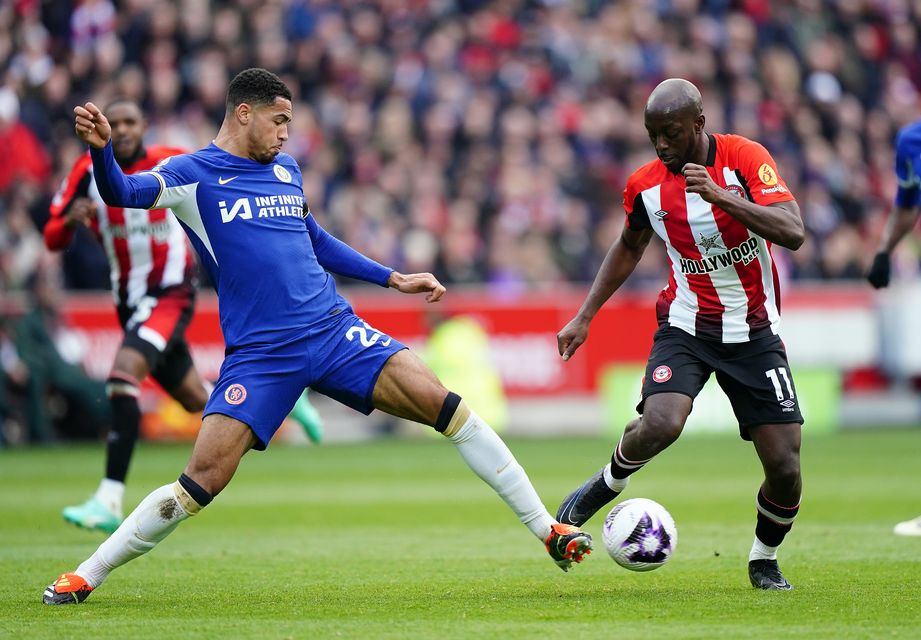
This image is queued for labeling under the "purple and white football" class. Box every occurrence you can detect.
[601,498,677,572]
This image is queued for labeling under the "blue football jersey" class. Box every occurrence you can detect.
[895,119,921,208]
[134,144,390,348]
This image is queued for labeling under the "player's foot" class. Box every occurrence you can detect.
[545,523,592,572]
[556,466,620,526]
[894,516,921,537]
[62,496,122,534]
[42,573,94,605]
[289,391,324,444]
[748,559,793,590]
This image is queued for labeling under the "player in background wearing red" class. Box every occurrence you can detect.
[866,117,921,537]
[44,99,323,534]
[44,99,209,534]
[554,79,806,590]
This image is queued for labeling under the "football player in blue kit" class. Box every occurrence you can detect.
[43,68,591,604]
[866,117,921,537]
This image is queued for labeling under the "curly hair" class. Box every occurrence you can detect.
[225,68,292,111]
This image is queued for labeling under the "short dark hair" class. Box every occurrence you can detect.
[226,68,291,111]
[104,97,142,113]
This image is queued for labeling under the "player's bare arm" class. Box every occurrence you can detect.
[74,102,111,149]
[868,204,921,289]
[558,226,654,361]
[877,204,920,254]
[387,271,446,303]
[683,163,805,250]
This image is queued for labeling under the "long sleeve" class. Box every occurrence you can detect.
[305,213,392,286]
[89,142,162,209]
[44,155,95,251]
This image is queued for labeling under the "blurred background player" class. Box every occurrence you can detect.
[866,117,921,537]
[554,79,805,590]
[44,99,323,534]
[43,98,208,533]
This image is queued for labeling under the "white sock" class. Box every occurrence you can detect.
[94,478,125,516]
[447,412,556,540]
[76,483,198,588]
[749,538,779,561]
[602,463,629,493]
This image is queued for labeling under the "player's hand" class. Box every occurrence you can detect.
[557,316,590,361]
[682,163,721,203]
[74,102,111,149]
[64,198,97,229]
[388,271,446,303]
[867,251,891,289]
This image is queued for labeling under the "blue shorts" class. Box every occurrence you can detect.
[204,309,406,449]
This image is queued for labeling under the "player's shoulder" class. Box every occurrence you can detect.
[626,158,668,194]
[895,120,921,152]
[275,152,301,173]
[714,133,766,156]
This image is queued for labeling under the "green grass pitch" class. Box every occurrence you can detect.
[2,430,920,639]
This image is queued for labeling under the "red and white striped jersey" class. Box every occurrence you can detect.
[45,145,194,308]
[624,133,795,343]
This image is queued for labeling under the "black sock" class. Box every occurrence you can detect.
[105,393,141,483]
[755,489,799,547]
[609,435,651,480]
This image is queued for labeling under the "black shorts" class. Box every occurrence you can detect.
[117,286,196,392]
[638,325,804,440]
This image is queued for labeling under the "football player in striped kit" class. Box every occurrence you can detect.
[555,79,806,590]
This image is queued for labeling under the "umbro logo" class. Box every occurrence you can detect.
[780,399,796,408]
[218,176,238,185]
[653,209,669,220]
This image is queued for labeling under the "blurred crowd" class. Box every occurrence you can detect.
[1,0,921,298]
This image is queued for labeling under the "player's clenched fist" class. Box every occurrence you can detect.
[74,102,111,149]
[557,316,590,361]
[682,163,721,203]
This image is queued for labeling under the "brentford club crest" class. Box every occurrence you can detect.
[652,365,672,383]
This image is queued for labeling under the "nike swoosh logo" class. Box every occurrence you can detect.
[218,176,238,185]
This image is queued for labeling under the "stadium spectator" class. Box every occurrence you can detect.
[0,3,918,295]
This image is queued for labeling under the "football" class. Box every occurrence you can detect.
[601,498,677,571]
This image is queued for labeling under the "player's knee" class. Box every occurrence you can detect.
[176,392,207,413]
[766,457,801,491]
[433,391,470,437]
[106,371,141,399]
[636,409,684,452]
[172,473,214,516]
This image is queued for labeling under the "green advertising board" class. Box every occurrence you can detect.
[599,365,840,437]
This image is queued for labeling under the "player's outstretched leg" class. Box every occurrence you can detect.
[371,350,591,571]
[43,477,210,605]
[43,414,254,604]
[438,391,593,571]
